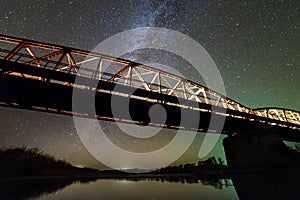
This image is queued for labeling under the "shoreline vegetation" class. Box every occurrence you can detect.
[1,146,300,181]
[0,146,99,178]
[0,146,227,180]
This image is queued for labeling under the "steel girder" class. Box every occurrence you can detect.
[0,34,299,129]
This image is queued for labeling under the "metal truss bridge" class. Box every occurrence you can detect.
[0,34,299,141]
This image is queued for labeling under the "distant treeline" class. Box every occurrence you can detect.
[0,145,230,177]
[0,146,99,177]
[153,156,227,175]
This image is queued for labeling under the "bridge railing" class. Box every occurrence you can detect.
[253,108,300,126]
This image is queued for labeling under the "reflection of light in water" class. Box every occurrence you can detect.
[74,164,84,168]
[119,179,130,184]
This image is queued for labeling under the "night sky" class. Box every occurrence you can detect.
[0,0,299,169]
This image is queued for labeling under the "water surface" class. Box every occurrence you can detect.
[36,179,238,200]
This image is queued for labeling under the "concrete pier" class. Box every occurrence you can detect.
[223,126,296,169]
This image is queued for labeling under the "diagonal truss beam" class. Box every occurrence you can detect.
[107,64,131,82]
[133,66,151,91]
[4,41,27,61]
[25,50,64,65]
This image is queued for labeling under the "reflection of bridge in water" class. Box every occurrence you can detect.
[0,34,300,169]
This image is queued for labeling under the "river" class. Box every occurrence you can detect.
[1,175,299,199]
[37,179,238,200]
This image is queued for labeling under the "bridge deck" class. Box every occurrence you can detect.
[0,34,299,141]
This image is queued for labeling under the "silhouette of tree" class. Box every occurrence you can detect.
[0,146,98,177]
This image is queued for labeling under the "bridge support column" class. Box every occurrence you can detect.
[223,127,295,170]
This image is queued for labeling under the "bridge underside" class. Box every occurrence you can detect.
[0,60,300,143]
